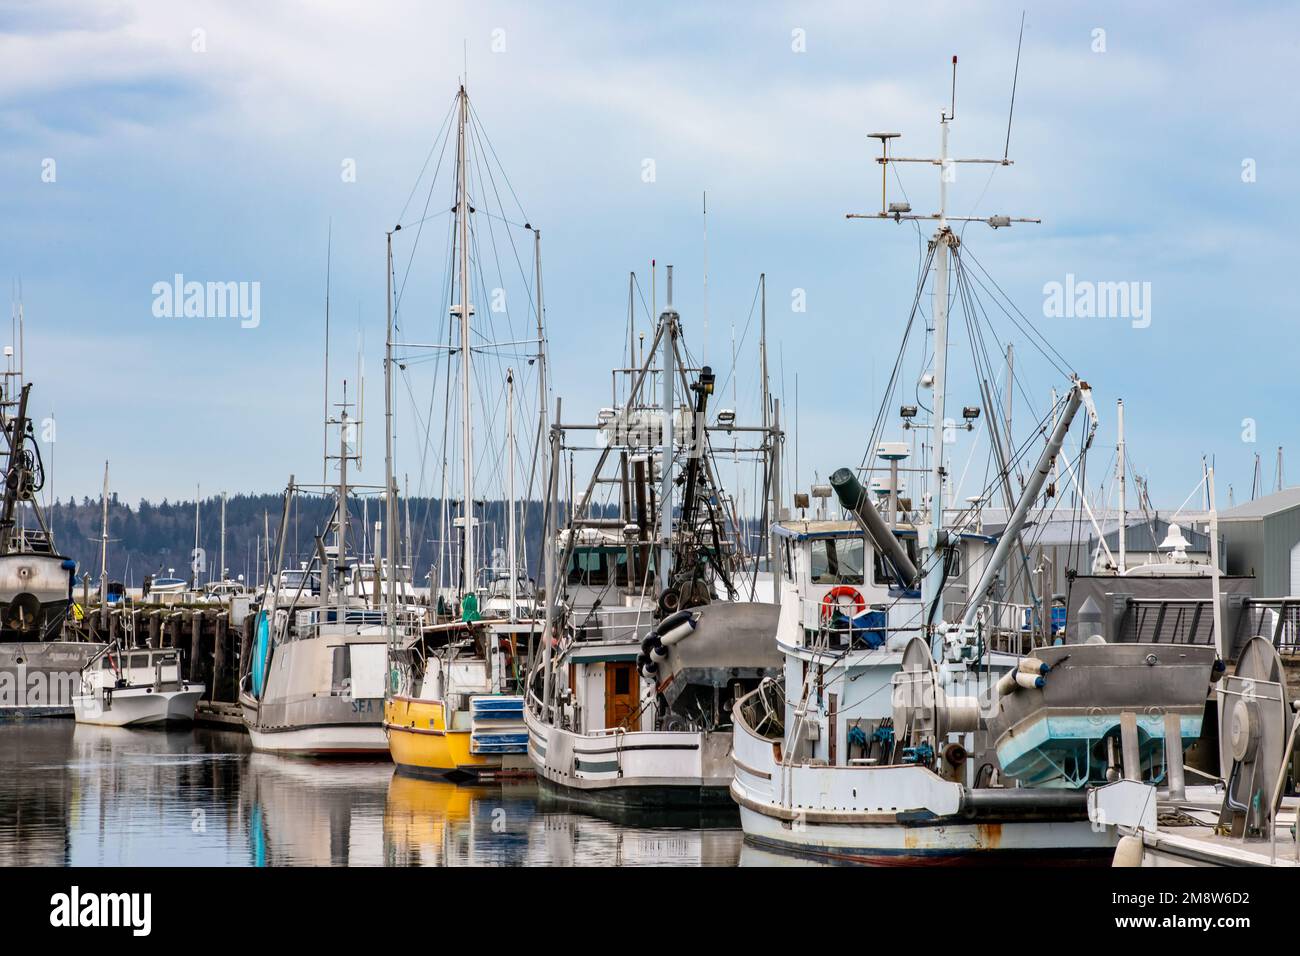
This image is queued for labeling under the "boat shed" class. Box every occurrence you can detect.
[1218,487,1300,596]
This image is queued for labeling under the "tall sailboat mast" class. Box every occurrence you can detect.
[385,225,400,628]
[507,368,517,621]
[454,84,475,600]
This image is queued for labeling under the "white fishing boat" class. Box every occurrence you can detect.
[729,60,1222,862]
[241,384,425,757]
[526,270,784,815]
[73,643,204,727]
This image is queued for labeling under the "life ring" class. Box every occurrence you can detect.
[820,586,866,621]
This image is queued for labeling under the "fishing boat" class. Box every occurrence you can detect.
[383,84,544,780]
[0,378,97,717]
[524,266,783,816]
[73,642,204,727]
[241,383,423,756]
[729,60,1226,862]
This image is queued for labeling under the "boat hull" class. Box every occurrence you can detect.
[385,696,531,781]
[242,691,390,756]
[0,641,104,718]
[73,685,205,727]
[730,684,1115,864]
[735,800,1113,865]
[246,719,390,756]
[525,704,736,815]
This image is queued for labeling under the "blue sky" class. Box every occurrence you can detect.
[0,0,1295,510]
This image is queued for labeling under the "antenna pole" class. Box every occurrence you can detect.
[1004,12,1025,162]
[702,191,709,366]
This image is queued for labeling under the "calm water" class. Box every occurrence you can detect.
[0,721,747,866]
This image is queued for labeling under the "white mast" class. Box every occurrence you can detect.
[533,227,547,576]
[1117,398,1127,573]
[193,484,200,589]
[99,461,109,630]
[507,368,517,621]
[220,491,227,583]
[385,225,399,631]
[925,106,954,626]
[454,84,476,602]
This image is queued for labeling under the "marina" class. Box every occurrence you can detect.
[2,2,1297,938]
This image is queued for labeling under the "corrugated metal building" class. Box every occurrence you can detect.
[1218,488,1300,596]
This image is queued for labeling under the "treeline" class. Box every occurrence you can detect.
[43,493,616,588]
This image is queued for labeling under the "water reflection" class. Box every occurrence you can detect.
[0,722,742,866]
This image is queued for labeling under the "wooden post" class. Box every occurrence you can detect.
[213,611,229,701]
[239,612,253,686]
[147,609,161,649]
[189,609,204,687]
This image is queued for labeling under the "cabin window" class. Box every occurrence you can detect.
[809,538,865,586]
[330,646,351,695]
[783,540,795,581]
[874,537,920,585]
[566,547,630,587]
[613,665,631,695]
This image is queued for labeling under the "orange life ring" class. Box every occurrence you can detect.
[820,586,867,621]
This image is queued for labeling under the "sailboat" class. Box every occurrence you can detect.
[383,84,543,780]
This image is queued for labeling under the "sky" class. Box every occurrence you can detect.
[0,0,1296,512]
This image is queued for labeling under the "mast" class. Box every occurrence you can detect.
[220,491,227,583]
[323,225,332,487]
[658,266,677,587]
[507,368,517,621]
[454,84,476,601]
[1116,399,1127,573]
[193,485,200,589]
[99,462,109,630]
[760,273,774,579]
[769,398,783,595]
[534,227,547,556]
[541,398,561,720]
[848,56,1041,634]
[385,226,399,630]
[924,108,954,627]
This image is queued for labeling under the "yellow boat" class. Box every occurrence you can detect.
[384,618,535,781]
